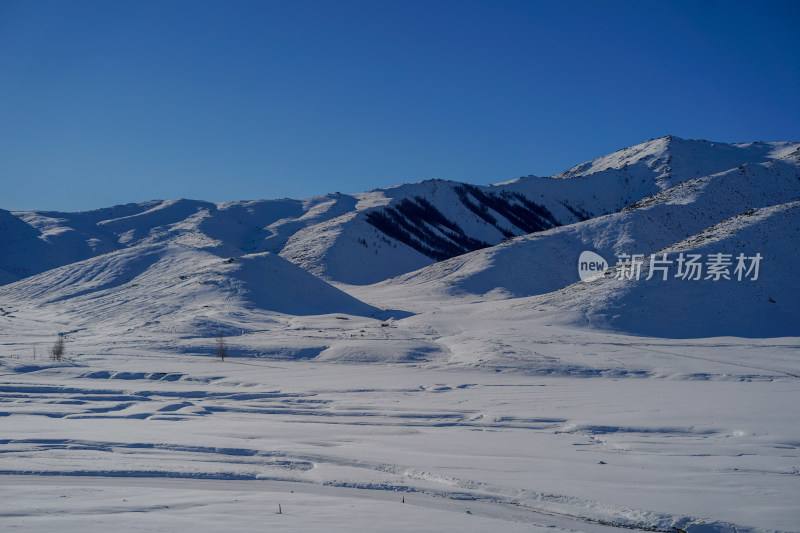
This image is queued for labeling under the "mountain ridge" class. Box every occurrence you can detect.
[1,135,798,339]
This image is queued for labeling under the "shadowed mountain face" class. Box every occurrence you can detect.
[364,187,561,261]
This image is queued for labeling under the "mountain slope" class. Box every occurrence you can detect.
[280,137,799,283]
[372,145,800,301]
[539,201,800,337]
[0,195,360,284]
[0,244,384,343]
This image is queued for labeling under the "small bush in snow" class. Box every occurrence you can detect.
[50,336,65,361]
[216,335,227,361]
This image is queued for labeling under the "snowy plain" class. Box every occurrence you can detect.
[1,321,798,532]
[1,136,799,532]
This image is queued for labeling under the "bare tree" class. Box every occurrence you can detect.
[216,334,227,361]
[50,335,65,361]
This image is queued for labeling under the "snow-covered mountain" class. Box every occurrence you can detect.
[281,137,798,283]
[530,200,800,338]
[3,136,800,533]
[2,136,796,287]
[0,196,359,284]
[0,135,797,339]
[377,143,800,300]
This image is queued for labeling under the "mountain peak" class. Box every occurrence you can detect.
[552,136,799,191]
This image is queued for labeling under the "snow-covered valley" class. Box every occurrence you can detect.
[1,136,798,532]
[2,331,798,532]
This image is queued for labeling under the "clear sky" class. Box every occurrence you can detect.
[1,0,798,212]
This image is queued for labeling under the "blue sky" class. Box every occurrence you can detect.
[1,0,798,212]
